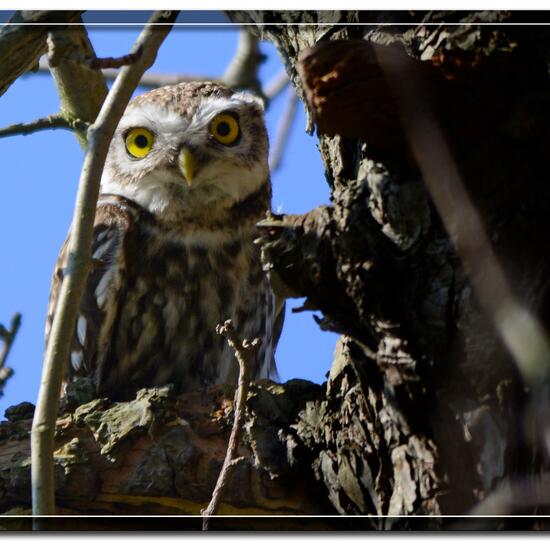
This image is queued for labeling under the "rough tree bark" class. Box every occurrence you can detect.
[1,382,331,524]
[2,10,550,530]
[228,10,550,526]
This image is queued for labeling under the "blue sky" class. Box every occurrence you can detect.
[0,23,339,416]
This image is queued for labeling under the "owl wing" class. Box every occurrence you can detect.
[45,196,133,390]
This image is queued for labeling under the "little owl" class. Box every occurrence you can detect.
[45,82,284,401]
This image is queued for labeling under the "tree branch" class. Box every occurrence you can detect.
[45,23,108,148]
[202,320,261,530]
[36,30,280,100]
[0,11,82,98]
[30,10,179,520]
[81,47,144,70]
[0,367,13,399]
[222,29,264,97]
[269,86,298,172]
[264,69,289,101]
[0,313,22,370]
[0,113,88,139]
[37,58,210,89]
[0,313,21,398]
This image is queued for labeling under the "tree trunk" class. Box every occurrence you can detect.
[227,10,550,525]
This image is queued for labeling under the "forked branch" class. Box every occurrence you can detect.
[202,320,261,530]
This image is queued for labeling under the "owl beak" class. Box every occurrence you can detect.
[178,147,198,186]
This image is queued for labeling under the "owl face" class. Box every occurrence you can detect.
[100,82,270,222]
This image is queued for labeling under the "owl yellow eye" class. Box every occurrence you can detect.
[209,113,240,146]
[125,127,154,158]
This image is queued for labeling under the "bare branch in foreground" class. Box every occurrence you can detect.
[269,87,299,172]
[30,10,179,519]
[0,313,21,398]
[202,320,261,531]
[0,114,88,139]
[46,27,142,72]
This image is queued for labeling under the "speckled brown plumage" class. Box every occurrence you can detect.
[46,82,283,401]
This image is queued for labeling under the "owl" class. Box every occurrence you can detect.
[45,82,284,401]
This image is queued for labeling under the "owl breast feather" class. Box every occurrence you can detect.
[47,194,279,401]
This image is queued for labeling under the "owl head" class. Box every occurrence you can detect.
[100,82,270,224]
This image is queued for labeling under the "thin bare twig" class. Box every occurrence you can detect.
[202,319,261,531]
[47,29,142,71]
[30,10,178,519]
[0,313,21,398]
[38,30,263,94]
[0,367,13,398]
[37,58,213,89]
[222,29,264,97]
[264,69,289,101]
[269,87,299,172]
[0,113,88,139]
[0,313,22,370]
[86,45,144,70]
